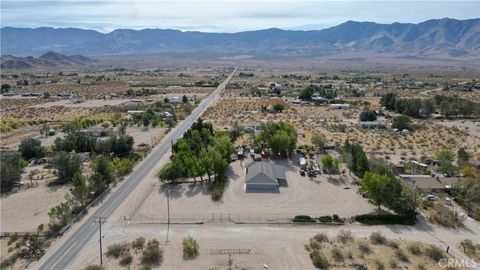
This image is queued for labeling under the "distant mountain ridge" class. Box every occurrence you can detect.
[0,51,96,69]
[1,18,479,58]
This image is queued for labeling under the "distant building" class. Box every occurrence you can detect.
[330,104,351,109]
[399,174,459,192]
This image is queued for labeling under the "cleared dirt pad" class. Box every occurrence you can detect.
[1,185,69,233]
[132,159,375,223]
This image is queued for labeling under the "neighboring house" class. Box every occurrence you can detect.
[357,121,386,129]
[245,161,287,192]
[399,174,460,192]
[330,104,351,109]
[169,96,182,104]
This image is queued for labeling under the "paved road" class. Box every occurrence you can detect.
[38,68,237,270]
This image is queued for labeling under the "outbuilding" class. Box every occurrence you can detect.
[245,162,286,192]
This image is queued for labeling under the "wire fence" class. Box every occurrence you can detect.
[130,212,341,224]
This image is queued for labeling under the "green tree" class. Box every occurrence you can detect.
[380,93,396,110]
[360,172,390,210]
[392,115,412,130]
[311,133,326,151]
[359,110,377,121]
[92,155,115,186]
[1,83,11,93]
[48,202,72,232]
[272,103,285,113]
[0,152,26,192]
[457,148,470,165]
[54,152,81,184]
[18,138,45,159]
[70,172,90,207]
[89,172,107,195]
[182,95,188,103]
[322,154,339,176]
[41,123,51,137]
[158,162,182,183]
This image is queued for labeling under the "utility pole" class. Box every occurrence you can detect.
[167,185,171,225]
[93,217,106,265]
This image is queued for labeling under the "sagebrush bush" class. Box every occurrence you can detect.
[106,243,129,259]
[182,236,199,259]
[369,232,387,245]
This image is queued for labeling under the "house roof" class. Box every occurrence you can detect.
[245,162,286,185]
[399,174,459,190]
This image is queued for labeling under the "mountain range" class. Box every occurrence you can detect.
[0,51,96,69]
[1,18,479,59]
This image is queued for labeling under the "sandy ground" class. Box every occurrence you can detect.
[0,184,69,233]
[126,127,168,148]
[133,158,375,223]
[32,99,130,108]
[72,217,480,270]
[434,119,480,137]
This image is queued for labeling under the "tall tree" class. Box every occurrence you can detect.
[70,172,89,207]
[19,138,45,159]
[54,152,81,184]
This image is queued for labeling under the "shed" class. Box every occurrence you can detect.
[245,162,286,192]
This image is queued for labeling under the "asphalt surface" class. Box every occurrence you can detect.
[38,68,236,270]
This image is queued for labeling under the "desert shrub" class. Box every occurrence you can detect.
[375,260,385,270]
[84,265,104,270]
[388,241,399,249]
[338,230,353,243]
[354,214,415,225]
[317,215,333,223]
[8,233,19,245]
[293,215,316,223]
[369,232,387,245]
[132,237,146,250]
[460,239,475,255]
[430,204,465,228]
[209,180,225,201]
[417,264,427,270]
[358,243,372,254]
[310,250,329,269]
[119,254,133,266]
[389,259,399,269]
[407,243,422,255]
[106,243,129,259]
[141,239,163,266]
[425,245,445,261]
[395,250,409,262]
[331,248,344,262]
[0,252,19,269]
[332,214,343,223]
[182,236,199,259]
[313,233,329,243]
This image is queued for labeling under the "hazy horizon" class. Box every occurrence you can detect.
[1,1,479,33]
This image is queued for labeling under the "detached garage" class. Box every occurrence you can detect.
[245,162,286,192]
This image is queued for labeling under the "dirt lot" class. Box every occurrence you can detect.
[125,127,168,148]
[0,184,69,233]
[132,158,375,223]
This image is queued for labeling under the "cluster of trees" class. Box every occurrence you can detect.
[299,85,337,101]
[453,167,480,220]
[158,119,235,183]
[359,159,417,216]
[54,130,133,157]
[359,110,377,122]
[0,152,27,192]
[255,121,297,158]
[341,140,369,177]
[381,93,480,118]
[48,154,116,232]
[392,115,412,130]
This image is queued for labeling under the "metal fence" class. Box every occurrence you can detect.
[130,212,342,224]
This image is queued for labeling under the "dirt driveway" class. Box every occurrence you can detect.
[132,158,375,223]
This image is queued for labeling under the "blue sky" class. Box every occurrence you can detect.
[1,0,479,32]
